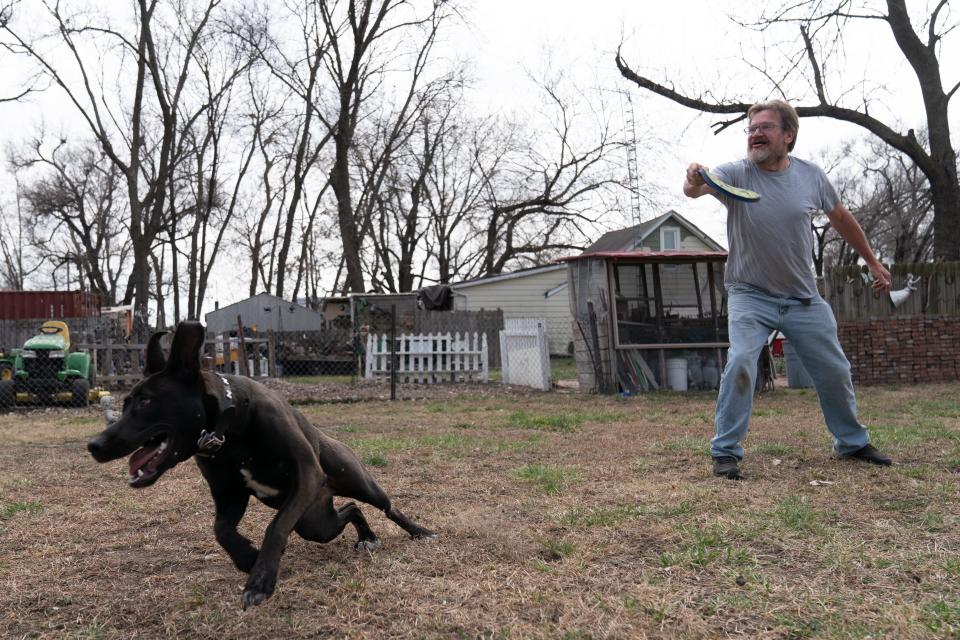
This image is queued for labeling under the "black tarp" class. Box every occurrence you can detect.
[417,285,453,311]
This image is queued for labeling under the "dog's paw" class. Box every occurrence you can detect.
[241,571,276,609]
[354,538,381,552]
[241,588,270,610]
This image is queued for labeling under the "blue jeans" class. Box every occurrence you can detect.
[712,285,870,460]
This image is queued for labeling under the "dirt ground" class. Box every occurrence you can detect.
[1,380,958,639]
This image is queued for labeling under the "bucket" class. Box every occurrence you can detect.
[782,342,814,389]
[666,358,688,391]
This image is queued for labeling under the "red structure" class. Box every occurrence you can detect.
[0,291,101,320]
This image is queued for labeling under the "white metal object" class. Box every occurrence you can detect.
[500,318,551,391]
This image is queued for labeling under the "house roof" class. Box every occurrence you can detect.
[584,210,725,253]
[558,250,728,264]
[206,292,320,318]
[451,263,566,289]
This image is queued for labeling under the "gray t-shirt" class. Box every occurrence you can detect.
[713,156,839,299]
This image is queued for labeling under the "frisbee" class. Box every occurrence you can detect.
[699,168,761,202]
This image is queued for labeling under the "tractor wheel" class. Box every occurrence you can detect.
[0,379,15,409]
[0,363,12,381]
[71,379,90,408]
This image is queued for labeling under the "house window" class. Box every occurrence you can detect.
[660,227,680,251]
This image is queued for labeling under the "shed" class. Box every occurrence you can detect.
[451,264,572,355]
[563,250,730,394]
[204,293,324,334]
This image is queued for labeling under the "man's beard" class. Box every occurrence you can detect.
[748,145,785,166]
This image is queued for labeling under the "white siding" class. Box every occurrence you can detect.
[453,267,572,355]
[679,234,715,252]
[639,228,716,252]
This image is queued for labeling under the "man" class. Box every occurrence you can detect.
[683,99,893,480]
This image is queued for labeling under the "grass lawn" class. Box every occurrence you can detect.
[1,382,958,638]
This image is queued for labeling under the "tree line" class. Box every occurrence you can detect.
[0,0,636,333]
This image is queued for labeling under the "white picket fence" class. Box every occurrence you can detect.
[365,332,488,383]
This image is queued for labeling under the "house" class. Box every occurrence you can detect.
[584,210,725,254]
[450,210,725,359]
[451,264,572,355]
[204,293,324,334]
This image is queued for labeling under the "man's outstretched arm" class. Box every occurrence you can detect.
[826,203,891,292]
[683,162,715,199]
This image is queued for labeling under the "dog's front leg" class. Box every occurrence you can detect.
[200,463,259,572]
[211,488,259,573]
[241,465,321,609]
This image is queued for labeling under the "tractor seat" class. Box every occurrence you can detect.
[39,321,71,350]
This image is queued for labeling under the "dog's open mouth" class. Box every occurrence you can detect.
[128,434,172,487]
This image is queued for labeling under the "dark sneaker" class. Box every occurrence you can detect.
[712,456,743,480]
[841,444,892,466]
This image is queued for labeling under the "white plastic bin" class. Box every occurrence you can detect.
[666,358,688,391]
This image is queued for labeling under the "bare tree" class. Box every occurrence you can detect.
[816,135,935,270]
[616,0,959,259]
[352,68,467,292]
[160,23,261,320]
[1,0,224,335]
[227,0,337,300]
[10,139,130,303]
[320,0,454,294]
[422,114,504,284]
[475,78,630,276]
[0,188,46,289]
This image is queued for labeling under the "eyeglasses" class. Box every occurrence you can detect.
[744,123,784,135]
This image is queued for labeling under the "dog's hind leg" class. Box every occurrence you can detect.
[295,495,381,551]
[317,436,436,540]
[332,480,435,540]
[384,507,436,540]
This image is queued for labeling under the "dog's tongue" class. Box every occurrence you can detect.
[129,443,163,475]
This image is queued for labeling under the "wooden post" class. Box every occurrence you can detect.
[267,332,277,378]
[236,316,250,377]
[707,262,724,372]
[692,262,704,318]
[651,263,667,388]
[390,304,396,400]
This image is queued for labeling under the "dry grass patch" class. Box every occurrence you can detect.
[1,383,959,638]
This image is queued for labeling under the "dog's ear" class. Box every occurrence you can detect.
[165,321,206,380]
[144,331,169,376]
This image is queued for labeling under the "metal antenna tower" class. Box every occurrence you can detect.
[622,92,643,226]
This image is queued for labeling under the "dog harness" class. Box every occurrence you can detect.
[197,373,236,455]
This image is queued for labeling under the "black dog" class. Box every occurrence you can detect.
[87,321,434,608]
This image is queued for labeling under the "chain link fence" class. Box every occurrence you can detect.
[2,301,584,405]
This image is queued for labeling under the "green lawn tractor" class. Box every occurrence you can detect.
[0,320,98,408]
